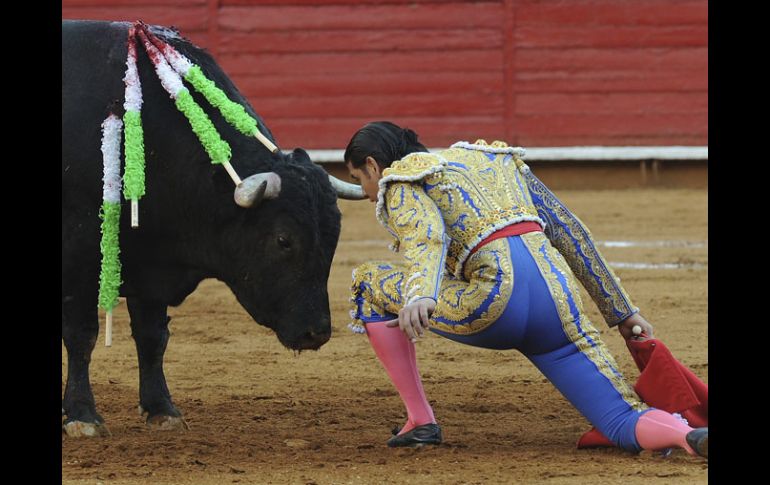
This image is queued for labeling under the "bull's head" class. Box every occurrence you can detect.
[221,149,364,351]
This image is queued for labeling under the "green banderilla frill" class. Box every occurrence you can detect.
[185,65,259,137]
[175,88,232,164]
[123,110,146,200]
[98,202,122,311]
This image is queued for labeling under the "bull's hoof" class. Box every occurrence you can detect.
[62,420,112,438]
[146,414,190,431]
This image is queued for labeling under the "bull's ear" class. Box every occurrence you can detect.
[234,172,282,208]
[291,147,311,164]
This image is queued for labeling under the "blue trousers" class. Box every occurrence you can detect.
[354,233,650,452]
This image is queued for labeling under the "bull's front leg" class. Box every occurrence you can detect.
[127,297,188,431]
[62,294,111,437]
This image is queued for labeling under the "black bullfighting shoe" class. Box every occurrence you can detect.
[387,423,443,447]
[685,427,708,458]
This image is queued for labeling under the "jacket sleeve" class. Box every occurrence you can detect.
[384,181,449,305]
[519,162,639,326]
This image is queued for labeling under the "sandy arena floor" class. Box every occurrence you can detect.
[62,188,708,484]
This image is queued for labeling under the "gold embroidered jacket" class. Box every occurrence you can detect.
[375,139,638,326]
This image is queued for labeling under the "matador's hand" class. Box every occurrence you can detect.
[385,298,436,342]
[617,313,654,340]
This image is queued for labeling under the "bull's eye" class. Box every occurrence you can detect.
[277,235,291,249]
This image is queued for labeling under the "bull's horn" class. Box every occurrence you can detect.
[328,175,366,200]
[234,172,282,208]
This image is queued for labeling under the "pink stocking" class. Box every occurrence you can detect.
[635,409,696,455]
[366,321,436,435]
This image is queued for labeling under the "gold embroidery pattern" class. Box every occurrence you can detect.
[375,152,447,239]
[385,182,447,303]
[524,172,638,324]
[431,237,514,335]
[348,239,514,335]
[350,261,405,326]
[374,141,548,280]
[382,152,447,179]
[520,232,647,411]
[425,141,545,277]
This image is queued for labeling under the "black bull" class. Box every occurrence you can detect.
[62,20,345,434]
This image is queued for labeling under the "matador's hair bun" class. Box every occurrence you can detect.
[344,121,428,170]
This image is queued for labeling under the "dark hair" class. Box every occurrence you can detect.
[344,121,427,169]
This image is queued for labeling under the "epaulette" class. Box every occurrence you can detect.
[450,139,527,158]
[381,152,446,181]
[375,152,447,228]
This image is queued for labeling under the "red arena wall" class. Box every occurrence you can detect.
[62,0,708,149]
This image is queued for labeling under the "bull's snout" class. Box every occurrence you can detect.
[295,327,331,350]
[278,317,332,351]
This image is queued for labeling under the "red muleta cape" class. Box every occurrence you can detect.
[576,335,708,449]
